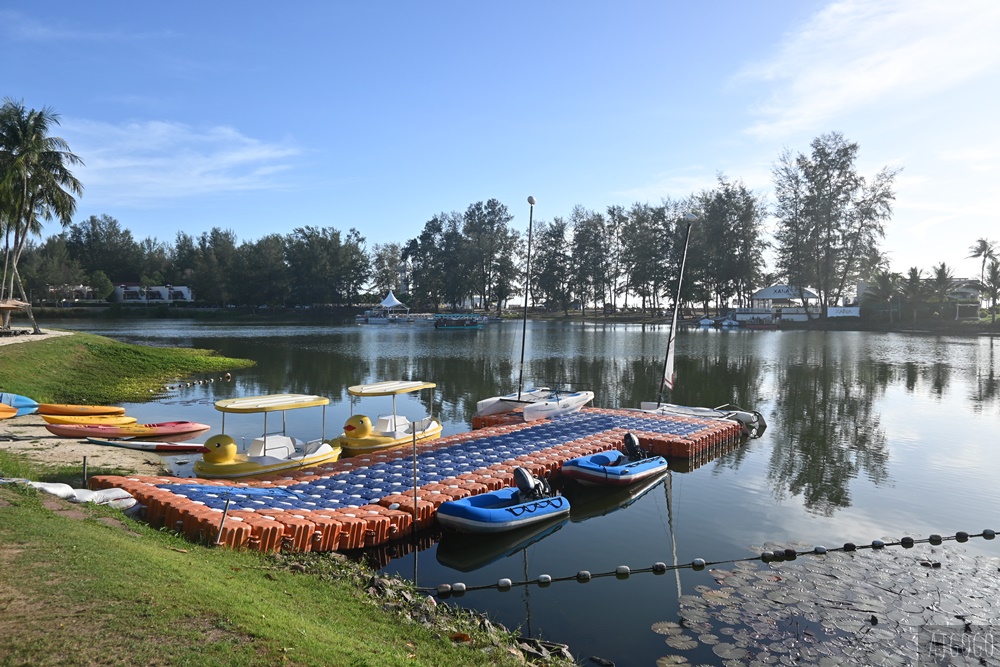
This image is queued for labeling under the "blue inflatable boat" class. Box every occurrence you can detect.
[436,467,571,534]
[561,433,669,486]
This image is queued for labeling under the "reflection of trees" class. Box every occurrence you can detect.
[768,343,889,516]
[202,334,358,403]
[969,339,999,412]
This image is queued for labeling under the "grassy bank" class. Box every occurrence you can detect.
[0,331,254,404]
[0,483,539,667]
[0,334,574,666]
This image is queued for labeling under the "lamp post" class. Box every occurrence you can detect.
[517,196,536,401]
[656,212,698,406]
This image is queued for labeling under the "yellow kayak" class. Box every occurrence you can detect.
[40,414,138,426]
[37,403,127,416]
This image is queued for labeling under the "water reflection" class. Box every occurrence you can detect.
[50,319,1000,666]
[768,338,889,516]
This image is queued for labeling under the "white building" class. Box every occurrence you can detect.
[113,284,194,304]
[733,285,824,323]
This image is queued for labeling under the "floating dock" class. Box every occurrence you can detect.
[90,408,745,553]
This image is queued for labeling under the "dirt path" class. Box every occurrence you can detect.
[0,328,73,346]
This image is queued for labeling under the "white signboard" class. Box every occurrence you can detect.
[827,306,860,318]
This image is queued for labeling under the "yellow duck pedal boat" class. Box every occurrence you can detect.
[337,380,442,455]
[193,393,341,479]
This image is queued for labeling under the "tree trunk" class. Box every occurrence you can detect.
[13,266,40,334]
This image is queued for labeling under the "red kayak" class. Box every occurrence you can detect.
[44,421,211,440]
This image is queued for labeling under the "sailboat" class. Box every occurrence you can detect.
[634,213,766,439]
[475,196,594,422]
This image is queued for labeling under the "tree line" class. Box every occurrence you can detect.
[862,241,1000,325]
[15,99,993,326]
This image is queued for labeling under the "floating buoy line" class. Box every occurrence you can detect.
[424,529,997,598]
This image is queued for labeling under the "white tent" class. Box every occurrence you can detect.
[379,290,408,313]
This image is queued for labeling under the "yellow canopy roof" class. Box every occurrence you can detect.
[347,380,436,397]
[214,393,330,413]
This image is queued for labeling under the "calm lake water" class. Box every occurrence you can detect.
[52,317,1000,666]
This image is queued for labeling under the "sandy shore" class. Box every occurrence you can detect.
[0,327,73,346]
[1,328,169,476]
[0,414,170,476]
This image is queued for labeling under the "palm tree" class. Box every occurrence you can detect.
[900,267,927,325]
[968,238,996,301]
[0,99,83,331]
[930,262,956,319]
[863,269,901,322]
[982,258,1000,326]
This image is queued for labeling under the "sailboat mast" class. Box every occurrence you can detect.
[656,212,697,406]
[517,196,536,401]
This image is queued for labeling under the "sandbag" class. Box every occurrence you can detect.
[0,478,136,509]
[70,487,137,510]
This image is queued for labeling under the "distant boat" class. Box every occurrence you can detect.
[433,314,485,329]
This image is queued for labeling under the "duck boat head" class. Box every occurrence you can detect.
[199,433,239,464]
[341,414,373,440]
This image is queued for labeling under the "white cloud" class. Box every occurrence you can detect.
[62,119,301,206]
[740,0,1000,139]
[0,9,173,42]
[615,170,716,204]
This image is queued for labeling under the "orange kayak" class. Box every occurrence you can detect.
[40,414,138,426]
[0,404,17,420]
[37,404,127,416]
[44,421,211,440]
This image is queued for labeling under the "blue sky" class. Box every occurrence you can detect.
[5,1,999,280]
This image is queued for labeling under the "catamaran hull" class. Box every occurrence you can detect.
[475,388,554,416]
[522,391,594,422]
[637,402,766,437]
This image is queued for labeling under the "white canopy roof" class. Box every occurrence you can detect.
[380,290,407,310]
[752,285,819,300]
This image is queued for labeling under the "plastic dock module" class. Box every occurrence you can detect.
[89,407,746,553]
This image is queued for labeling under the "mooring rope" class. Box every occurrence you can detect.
[422,529,997,597]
